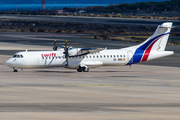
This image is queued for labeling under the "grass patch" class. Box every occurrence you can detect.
[80,35,130,42]
[80,36,95,39]
[125,36,149,38]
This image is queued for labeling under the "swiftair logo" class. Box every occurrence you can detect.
[41,53,56,57]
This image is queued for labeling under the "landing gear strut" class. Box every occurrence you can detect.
[77,66,89,72]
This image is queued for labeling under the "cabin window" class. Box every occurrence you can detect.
[97,56,98,58]
[17,55,20,58]
[107,55,109,58]
[93,56,95,58]
[100,55,102,58]
[114,55,116,58]
[123,55,125,57]
[49,57,51,59]
[117,55,119,57]
[104,55,106,58]
[42,57,44,59]
[120,55,122,57]
[86,56,88,58]
[21,55,23,58]
[89,56,91,58]
[110,55,112,58]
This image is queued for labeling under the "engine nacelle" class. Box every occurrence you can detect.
[68,48,81,56]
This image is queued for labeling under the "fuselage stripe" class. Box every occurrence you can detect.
[126,32,169,65]
[141,36,163,62]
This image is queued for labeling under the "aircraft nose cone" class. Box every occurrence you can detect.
[5,59,11,66]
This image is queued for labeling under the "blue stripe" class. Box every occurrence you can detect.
[126,32,169,65]
[140,32,169,50]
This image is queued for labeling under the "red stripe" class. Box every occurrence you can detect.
[141,36,163,62]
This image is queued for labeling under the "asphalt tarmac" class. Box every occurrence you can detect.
[0,54,180,120]
[1,15,180,27]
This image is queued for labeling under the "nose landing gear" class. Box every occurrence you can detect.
[13,68,18,72]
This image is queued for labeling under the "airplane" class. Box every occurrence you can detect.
[5,22,174,72]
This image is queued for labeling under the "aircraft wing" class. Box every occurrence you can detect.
[70,48,106,57]
[80,48,105,54]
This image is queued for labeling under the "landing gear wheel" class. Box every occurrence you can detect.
[77,66,89,72]
[77,66,83,72]
[13,69,18,72]
[83,67,89,72]
[77,69,83,72]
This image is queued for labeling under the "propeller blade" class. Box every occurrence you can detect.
[66,55,69,66]
[65,40,67,47]
[53,39,58,51]
[54,39,56,46]
[64,40,69,66]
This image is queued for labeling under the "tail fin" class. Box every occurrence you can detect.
[138,22,173,51]
[126,22,173,65]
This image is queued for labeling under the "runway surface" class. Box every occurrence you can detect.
[0,54,180,120]
[1,15,180,27]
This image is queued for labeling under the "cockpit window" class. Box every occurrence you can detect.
[12,54,23,58]
[13,55,17,58]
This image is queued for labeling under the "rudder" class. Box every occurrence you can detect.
[142,22,173,51]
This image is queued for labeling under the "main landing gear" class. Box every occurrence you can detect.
[77,66,89,72]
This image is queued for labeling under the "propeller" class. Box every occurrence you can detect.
[63,40,70,66]
[53,39,58,50]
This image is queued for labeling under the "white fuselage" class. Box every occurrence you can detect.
[5,47,174,70]
[5,49,129,69]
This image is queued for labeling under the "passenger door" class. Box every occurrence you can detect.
[127,51,133,63]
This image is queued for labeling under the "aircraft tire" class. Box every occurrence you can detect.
[77,66,83,72]
[83,67,89,72]
[13,69,18,72]
[77,69,83,72]
[13,68,18,72]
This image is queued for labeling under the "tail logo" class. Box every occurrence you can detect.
[141,35,165,62]
[127,32,169,65]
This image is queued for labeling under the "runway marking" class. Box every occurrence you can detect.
[62,84,126,87]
